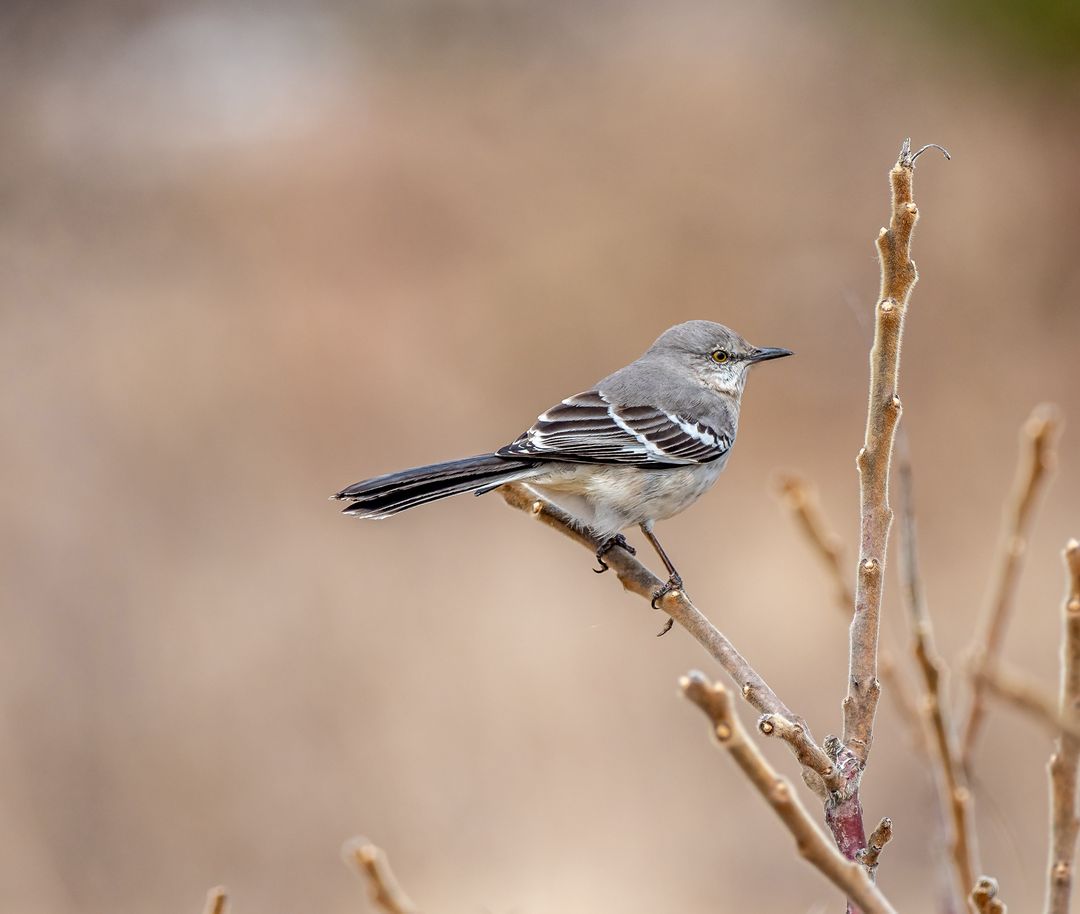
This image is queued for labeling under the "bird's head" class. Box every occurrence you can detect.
[647,320,793,398]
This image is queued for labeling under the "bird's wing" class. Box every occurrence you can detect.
[498,390,730,467]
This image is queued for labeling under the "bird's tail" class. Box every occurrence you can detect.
[333,454,539,518]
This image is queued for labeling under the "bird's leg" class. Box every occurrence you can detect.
[593,533,637,573]
[639,523,683,631]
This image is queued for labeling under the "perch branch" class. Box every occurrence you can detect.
[970,876,1007,914]
[500,483,840,796]
[202,887,227,914]
[776,474,923,749]
[961,405,1061,768]
[1046,539,1080,914]
[844,137,939,765]
[759,713,844,796]
[680,672,897,914]
[345,838,421,914]
[897,458,978,910]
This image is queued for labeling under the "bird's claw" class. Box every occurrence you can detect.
[593,534,636,573]
[650,573,683,609]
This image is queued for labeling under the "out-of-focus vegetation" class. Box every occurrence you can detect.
[916,0,1080,71]
[1,3,1078,913]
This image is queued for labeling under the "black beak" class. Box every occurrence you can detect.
[749,346,794,363]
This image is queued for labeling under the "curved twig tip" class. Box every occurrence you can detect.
[898,138,951,167]
[912,143,951,164]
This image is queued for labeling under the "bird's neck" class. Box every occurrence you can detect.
[703,374,746,400]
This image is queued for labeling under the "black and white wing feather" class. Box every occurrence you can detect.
[498,390,730,467]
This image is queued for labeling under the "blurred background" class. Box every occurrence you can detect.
[2,2,1079,912]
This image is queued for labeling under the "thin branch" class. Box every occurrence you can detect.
[502,477,887,885]
[776,473,923,750]
[759,713,844,796]
[897,457,979,911]
[680,672,898,914]
[202,887,227,914]
[961,405,1062,768]
[978,663,1080,740]
[1046,539,1080,914]
[776,474,853,609]
[845,137,937,765]
[500,482,838,796]
[970,876,1007,914]
[857,817,893,872]
[345,838,421,914]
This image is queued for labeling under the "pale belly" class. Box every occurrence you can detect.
[526,460,727,539]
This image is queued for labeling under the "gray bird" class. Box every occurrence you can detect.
[334,321,791,609]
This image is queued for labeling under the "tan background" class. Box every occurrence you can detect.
[2,2,1079,912]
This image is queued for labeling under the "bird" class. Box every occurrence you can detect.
[334,320,792,611]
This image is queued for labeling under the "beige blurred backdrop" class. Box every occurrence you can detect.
[2,2,1079,912]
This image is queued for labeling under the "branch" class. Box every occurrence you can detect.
[977,663,1080,740]
[961,405,1062,768]
[1046,539,1080,914]
[897,457,979,911]
[857,817,893,872]
[345,838,421,914]
[759,713,845,796]
[501,484,819,748]
[202,887,227,914]
[680,672,897,914]
[500,483,856,847]
[776,474,923,750]
[970,876,1007,914]
[776,475,853,609]
[845,137,940,765]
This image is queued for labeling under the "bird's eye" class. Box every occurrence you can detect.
[710,349,730,364]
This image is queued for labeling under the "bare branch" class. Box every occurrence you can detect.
[978,663,1080,740]
[1046,539,1080,914]
[845,137,943,764]
[858,817,893,871]
[502,482,844,798]
[776,474,853,609]
[776,473,923,749]
[502,481,887,884]
[502,484,805,725]
[897,457,979,910]
[759,713,843,798]
[680,672,898,914]
[202,887,227,914]
[345,838,421,914]
[961,405,1062,767]
[970,876,1007,914]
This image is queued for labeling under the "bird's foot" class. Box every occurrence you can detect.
[650,573,684,609]
[593,534,636,573]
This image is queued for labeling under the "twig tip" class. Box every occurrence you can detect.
[203,886,227,914]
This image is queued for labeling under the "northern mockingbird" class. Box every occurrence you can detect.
[335,320,791,609]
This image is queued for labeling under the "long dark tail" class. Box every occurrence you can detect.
[333,454,539,518]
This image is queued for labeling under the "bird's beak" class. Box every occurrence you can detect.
[748,346,794,363]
